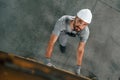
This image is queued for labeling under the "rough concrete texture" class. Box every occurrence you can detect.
[0,0,120,80]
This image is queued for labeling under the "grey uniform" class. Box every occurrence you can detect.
[52,15,90,46]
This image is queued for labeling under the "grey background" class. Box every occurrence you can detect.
[0,0,120,80]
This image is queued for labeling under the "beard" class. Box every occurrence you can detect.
[74,26,80,32]
[73,23,81,32]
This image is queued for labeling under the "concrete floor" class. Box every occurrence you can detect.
[0,0,120,80]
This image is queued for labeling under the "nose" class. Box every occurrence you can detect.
[77,24,83,30]
[75,26,81,31]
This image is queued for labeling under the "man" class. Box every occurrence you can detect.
[44,9,92,75]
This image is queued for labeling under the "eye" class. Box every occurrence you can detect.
[84,23,88,26]
[78,20,82,23]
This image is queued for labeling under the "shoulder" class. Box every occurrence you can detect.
[78,26,90,43]
[58,15,75,21]
[81,26,89,33]
[79,26,90,36]
[84,26,90,33]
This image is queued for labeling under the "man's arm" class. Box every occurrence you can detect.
[76,42,86,65]
[45,34,58,58]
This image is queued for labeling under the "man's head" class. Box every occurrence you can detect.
[77,9,92,24]
[73,9,92,32]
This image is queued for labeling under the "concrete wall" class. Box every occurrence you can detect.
[0,0,120,80]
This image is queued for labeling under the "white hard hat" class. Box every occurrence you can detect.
[77,9,92,24]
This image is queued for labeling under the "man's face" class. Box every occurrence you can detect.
[73,16,89,32]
